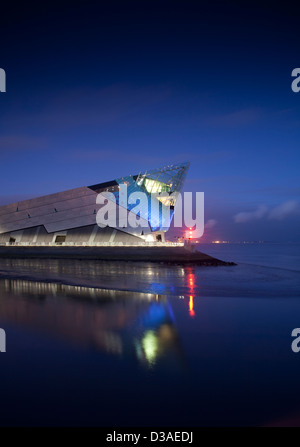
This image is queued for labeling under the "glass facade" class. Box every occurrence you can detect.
[113,162,190,232]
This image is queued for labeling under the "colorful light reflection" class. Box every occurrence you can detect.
[189,295,195,317]
[186,269,196,317]
[187,271,195,291]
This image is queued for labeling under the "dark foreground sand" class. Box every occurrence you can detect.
[0,245,235,265]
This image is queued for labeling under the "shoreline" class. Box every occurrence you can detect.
[0,245,236,266]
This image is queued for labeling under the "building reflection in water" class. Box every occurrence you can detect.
[0,278,185,368]
[0,259,185,284]
[189,296,195,318]
[186,268,196,318]
[133,300,181,367]
[0,259,186,302]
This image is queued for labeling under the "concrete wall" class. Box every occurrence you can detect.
[0,186,152,242]
[0,224,142,245]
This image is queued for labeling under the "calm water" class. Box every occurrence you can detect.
[0,243,299,426]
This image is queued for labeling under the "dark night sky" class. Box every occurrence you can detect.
[0,1,299,241]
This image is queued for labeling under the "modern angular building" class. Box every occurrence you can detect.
[0,162,189,246]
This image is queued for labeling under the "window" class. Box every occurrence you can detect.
[55,235,66,244]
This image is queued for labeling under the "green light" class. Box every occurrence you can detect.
[142,330,158,364]
[144,179,170,194]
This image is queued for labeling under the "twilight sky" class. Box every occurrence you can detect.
[0,1,299,242]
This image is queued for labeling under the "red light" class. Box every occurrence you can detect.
[189,295,195,317]
[188,272,194,289]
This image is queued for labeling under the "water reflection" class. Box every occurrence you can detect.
[186,268,195,293]
[138,325,179,367]
[186,268,196,318]
[0,278,185,368]
[0,258,186,280]
[0,258,186,295]
[189,296,195,318]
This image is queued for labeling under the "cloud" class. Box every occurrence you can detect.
[71,149,131,161]
[205,107,262,128]
[70,149,173,166]
[234,200,300,223]
[17,84,172,130]
[268,200,299,220]
[0,136,47,153]
[205,219,217,229]
[234,205,268,223]
[173,150,234,164]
